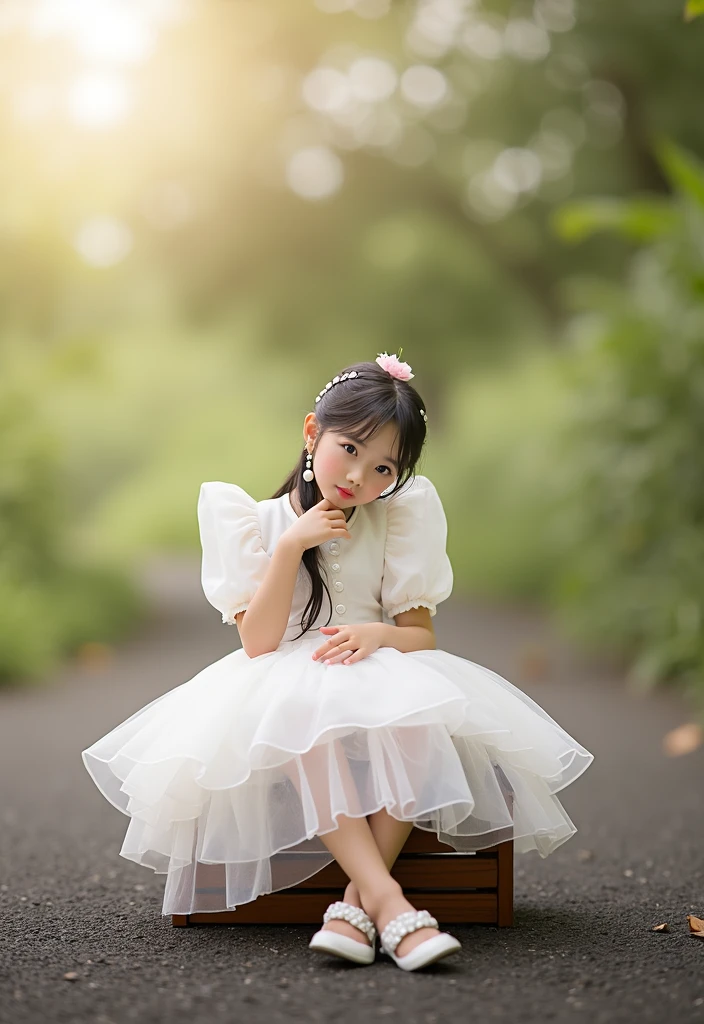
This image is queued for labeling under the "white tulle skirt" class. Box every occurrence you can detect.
[81,631,594,916]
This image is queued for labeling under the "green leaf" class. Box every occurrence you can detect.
[550,197,679,243]
[684,0,704,21]
[654,137,704,208]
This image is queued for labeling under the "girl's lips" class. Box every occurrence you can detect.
[336,486,354,498]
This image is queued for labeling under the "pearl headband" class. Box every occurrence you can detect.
[314,353,428,423]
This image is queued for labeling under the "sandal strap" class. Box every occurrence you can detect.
[380,909,439,956]
[323,901,377,944]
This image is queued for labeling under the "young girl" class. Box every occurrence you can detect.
[82,352,594,972]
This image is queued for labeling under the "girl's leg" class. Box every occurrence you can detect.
[316,812,441,958]
[281,738,440,955]
[342,806,414,907]
[322,807,413,941]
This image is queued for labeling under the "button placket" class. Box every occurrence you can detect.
[328,542,346,617]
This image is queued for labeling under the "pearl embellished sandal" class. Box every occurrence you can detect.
[379,910,461,971]
[308,901,378,965]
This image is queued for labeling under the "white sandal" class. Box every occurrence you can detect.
[308,901,378,965]
[379,909,461,971]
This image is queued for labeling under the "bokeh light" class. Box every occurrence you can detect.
[73,215,133,267]
[286,146,344,200]
[503,19,550,61]
[400,65,449,108]
[67,72,131,127]
[29,0,157,64]
[348,57,397,103]
[458,17,505,60]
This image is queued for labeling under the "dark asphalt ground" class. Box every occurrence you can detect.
[1,556,703,1024]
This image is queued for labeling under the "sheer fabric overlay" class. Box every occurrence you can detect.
[82,632,594,916]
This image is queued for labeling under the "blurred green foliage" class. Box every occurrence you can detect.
[685,1,704,22]
[0,345,145,683]
[546,141,704,710]
[431,344,569,601]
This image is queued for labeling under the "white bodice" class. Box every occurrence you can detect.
[197,474,453,644]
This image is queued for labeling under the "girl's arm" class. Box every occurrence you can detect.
[377,623,435,653]
[235,532,305,658]
[385,606,436,651]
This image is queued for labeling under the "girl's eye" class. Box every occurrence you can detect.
[341,443,391,475]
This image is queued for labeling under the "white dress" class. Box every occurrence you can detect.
[82,475,594,917]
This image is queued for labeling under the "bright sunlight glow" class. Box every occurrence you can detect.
[27,0,182,64]
[67,72,131,128]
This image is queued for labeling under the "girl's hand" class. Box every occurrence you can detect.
[284,496,351,553]
[312,623,385,666]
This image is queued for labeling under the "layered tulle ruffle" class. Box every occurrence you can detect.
[81,633,593,916]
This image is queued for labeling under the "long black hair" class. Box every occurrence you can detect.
[270,359,428,641]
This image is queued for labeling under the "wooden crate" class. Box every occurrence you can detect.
[173,778,514,928]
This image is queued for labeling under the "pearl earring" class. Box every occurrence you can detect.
[302,446,315,482]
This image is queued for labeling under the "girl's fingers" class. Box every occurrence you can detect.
[314,627,360,663]
[313,628,352,660]
[323,652,350,665]
[324,644,362,665]
[317,644,365,665]
[321,641,352,663]
[321,641,347,658]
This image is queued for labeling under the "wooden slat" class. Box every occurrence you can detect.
[181,891,498,926]
[402,829,502,855]
[185,855,497,902]
[497,787,514,927]
[496,834,514,927]
[297,855,497,889]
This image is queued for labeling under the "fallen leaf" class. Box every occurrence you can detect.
[651,923,669,932]
[517,644,550,682]
[687,914,704,935]
[63,972,78,981]
[76,642,114,670]
[662,723,703,757]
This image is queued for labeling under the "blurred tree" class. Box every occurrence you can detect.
[549,140,704,710]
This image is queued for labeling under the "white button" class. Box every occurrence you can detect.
[334,581,344,592]
[331,563,340,572]
[329,542,340,554]
[335,603,346,614]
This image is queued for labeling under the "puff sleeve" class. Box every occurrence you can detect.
[197,481,271,625]
[381,475,453,619]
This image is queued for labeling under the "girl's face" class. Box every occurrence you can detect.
[304,415,399,509]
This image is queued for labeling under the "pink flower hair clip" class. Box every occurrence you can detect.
[376,349,427,422]
[375,350,414,380]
